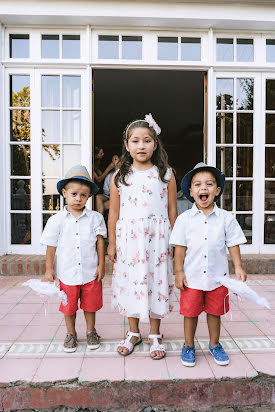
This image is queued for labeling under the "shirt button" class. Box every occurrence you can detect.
[204,255,207,258]
[76,233,78,235]
[77,246,80,249]
[78,262,81,265]
[204,271,206,273]
[205,221,207,224]
[205,238,207,240]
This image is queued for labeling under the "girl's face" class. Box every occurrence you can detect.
[125,127,157,167]
[96,148,104,159]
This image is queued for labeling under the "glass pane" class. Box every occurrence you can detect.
[216,113,233,144]
[42,111,60,142]
[266,39,275,63]
[62,111,81,142]
[42,76,60,107]
[266,80,275,110]
[237,147,253,177]
[266,114,275,144]
[265,147,275,178]
[216,147,233,177]
[63,76,81,108]
[216,38,233,62]
[265,181,275,211]
[10,75,30,107]
[42,179,60,211]
[216,78,233,110]
[10,144,30,176]
[11,213,31,244]
[42,34,59,58]
[236,214,252,244]
[10,110,30,142]
[158,37,178,60]
[98,35,119,59]
[10,34,29,58]
[236,181,253,211]
[122,36,142,60]
[11,179,31,210]
[62,35,80,59]
[219,180,232,211]
[181,37,200,61]
[43,213,56,229]
[42,144,61,176]
[63,145,81,174]
[236,78,253,110]
[237,39,254,62]
[264,214,275,244]
[237,113,253,144]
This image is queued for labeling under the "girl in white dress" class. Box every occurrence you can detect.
[108,114,177,359]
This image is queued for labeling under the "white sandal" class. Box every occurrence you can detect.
[117,331,142,356]
[149,334,166,360]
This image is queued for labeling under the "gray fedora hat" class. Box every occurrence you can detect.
[181,162,225,203]
[57,165,99,197]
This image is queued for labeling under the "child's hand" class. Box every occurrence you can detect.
[175,271,188,290]
[45,269,56,282]
[235,267,247,282]
[94,265,105,281]
[107,243,116,263]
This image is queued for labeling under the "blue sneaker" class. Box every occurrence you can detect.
[181,345,195,367]
[209,343,229,365]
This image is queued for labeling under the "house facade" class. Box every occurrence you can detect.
[0,0,275,255]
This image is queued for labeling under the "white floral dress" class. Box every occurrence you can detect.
[112,165,174,323]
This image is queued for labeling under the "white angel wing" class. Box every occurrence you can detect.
[22,279,67,305]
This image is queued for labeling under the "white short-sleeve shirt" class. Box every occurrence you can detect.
[169,203,246,291]
[41,207,107,286]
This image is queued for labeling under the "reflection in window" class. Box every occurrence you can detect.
[265,147,275,178]
[264,215,275,244]
[122,36,142,60]
[11,179,31,210]
[62,35,80,59]
[42,179,60,210]
[216,38,233,62]
[236,78,254,110]
[42,111,60,142]
[236,181,253,211]
[266,39,275,63]
[63,76,81,108]
[237,39,253,62]
[42,144,61,176]
[10,75,30,107]
[216,79,233,110]
[181,38,200,61]
[10,34,29,58]
[265,181,275,211]
[237,113,253,144]
[10,145,30,176]
[216,113,233,144]
[158,37,178,60]
[266,80,275,110]
[237,147,253,177]
[62,111,81,142]
[216,147,233,177]
[11,213,31,244]
[98,35,119,59]
[42,76,60,107]
[10,110,30,142]
[266,114,275,144]
[237,214,252,244]
[42,35,59,58]
[218,180,232,211]
[63,145,81,174]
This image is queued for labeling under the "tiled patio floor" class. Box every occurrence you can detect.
[0,275,275,383]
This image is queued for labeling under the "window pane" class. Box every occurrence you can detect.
[62,111,81,143]
[236,78,253,110]
[11,213,31,244]
[237,147,253,177]
[266,39,275,63]
[42,111,60,142]
[42,76,60,107]
[265,147,275,178]
[43,213,55,229]
[11,179,31,210]
[265,181,275,211]
[98,35,119,59]
[264,214,275,244]
[10,75,30,107]
[158,37,178,60]
[237,39,254,62]
[237,113,253,144]
[266,80,275,110]
[42,144,61,176]
[63,76,81,108]
[122,36,142,60]
[216,113,233,144]
[42,34,59,58]
[216,147,233,177]
[42,179,60,211]
[10,34,29,58]
[63,145,81,174]
[266,114,275,144]
[236,214,252,244]
[62,35,80,59]
[219,180,232,211]
[216,79,233,110]
[181,37,200,61]
[11,145,30,176]
[236,181,253,211]
[216,38,233,62]
[10,110,30,142]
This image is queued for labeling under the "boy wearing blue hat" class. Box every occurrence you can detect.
[41,165,107,353]
[170,162,247,367]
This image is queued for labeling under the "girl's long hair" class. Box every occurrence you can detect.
[114,120,169,187]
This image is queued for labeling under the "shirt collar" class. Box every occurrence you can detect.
[63,206,88,218]
[191,202,220,217]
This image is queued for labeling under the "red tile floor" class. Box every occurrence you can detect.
[0,274,275,383]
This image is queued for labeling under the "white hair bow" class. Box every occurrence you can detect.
[144,113,161,135]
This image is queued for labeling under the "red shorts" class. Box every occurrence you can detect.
[59,279,103,316]
[180,286,229,317]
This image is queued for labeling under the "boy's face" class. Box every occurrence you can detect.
[62,181,90,211]
[190,171,221,212]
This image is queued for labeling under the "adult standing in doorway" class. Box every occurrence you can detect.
[94,147,115,215]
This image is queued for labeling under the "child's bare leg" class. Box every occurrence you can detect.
[84,311,96,333]
[207,313,221,347]
[184,316,198,346]
[149,317,165,359]
[64,314,76,335]
[117,317,139,354]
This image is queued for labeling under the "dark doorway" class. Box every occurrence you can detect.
[94,69,205,190]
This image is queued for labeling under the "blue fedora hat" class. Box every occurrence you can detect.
[181,162,225,203]
[57,165,99,197]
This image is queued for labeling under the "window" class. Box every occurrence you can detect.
[266,39,275,63]
[158,37,178,60]
[216,38,254,62]
[98,35,142,60]
[41,34,80,59]
[9,34,29,58]
[42,35,59,58]
[122,36,142,60]
[181,37,201,61]
[157,36,201,61]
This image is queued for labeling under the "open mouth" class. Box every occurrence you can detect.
[199,194,209,202]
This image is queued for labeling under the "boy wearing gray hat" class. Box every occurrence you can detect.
[41,165,107,353]
[169,163,247,367]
